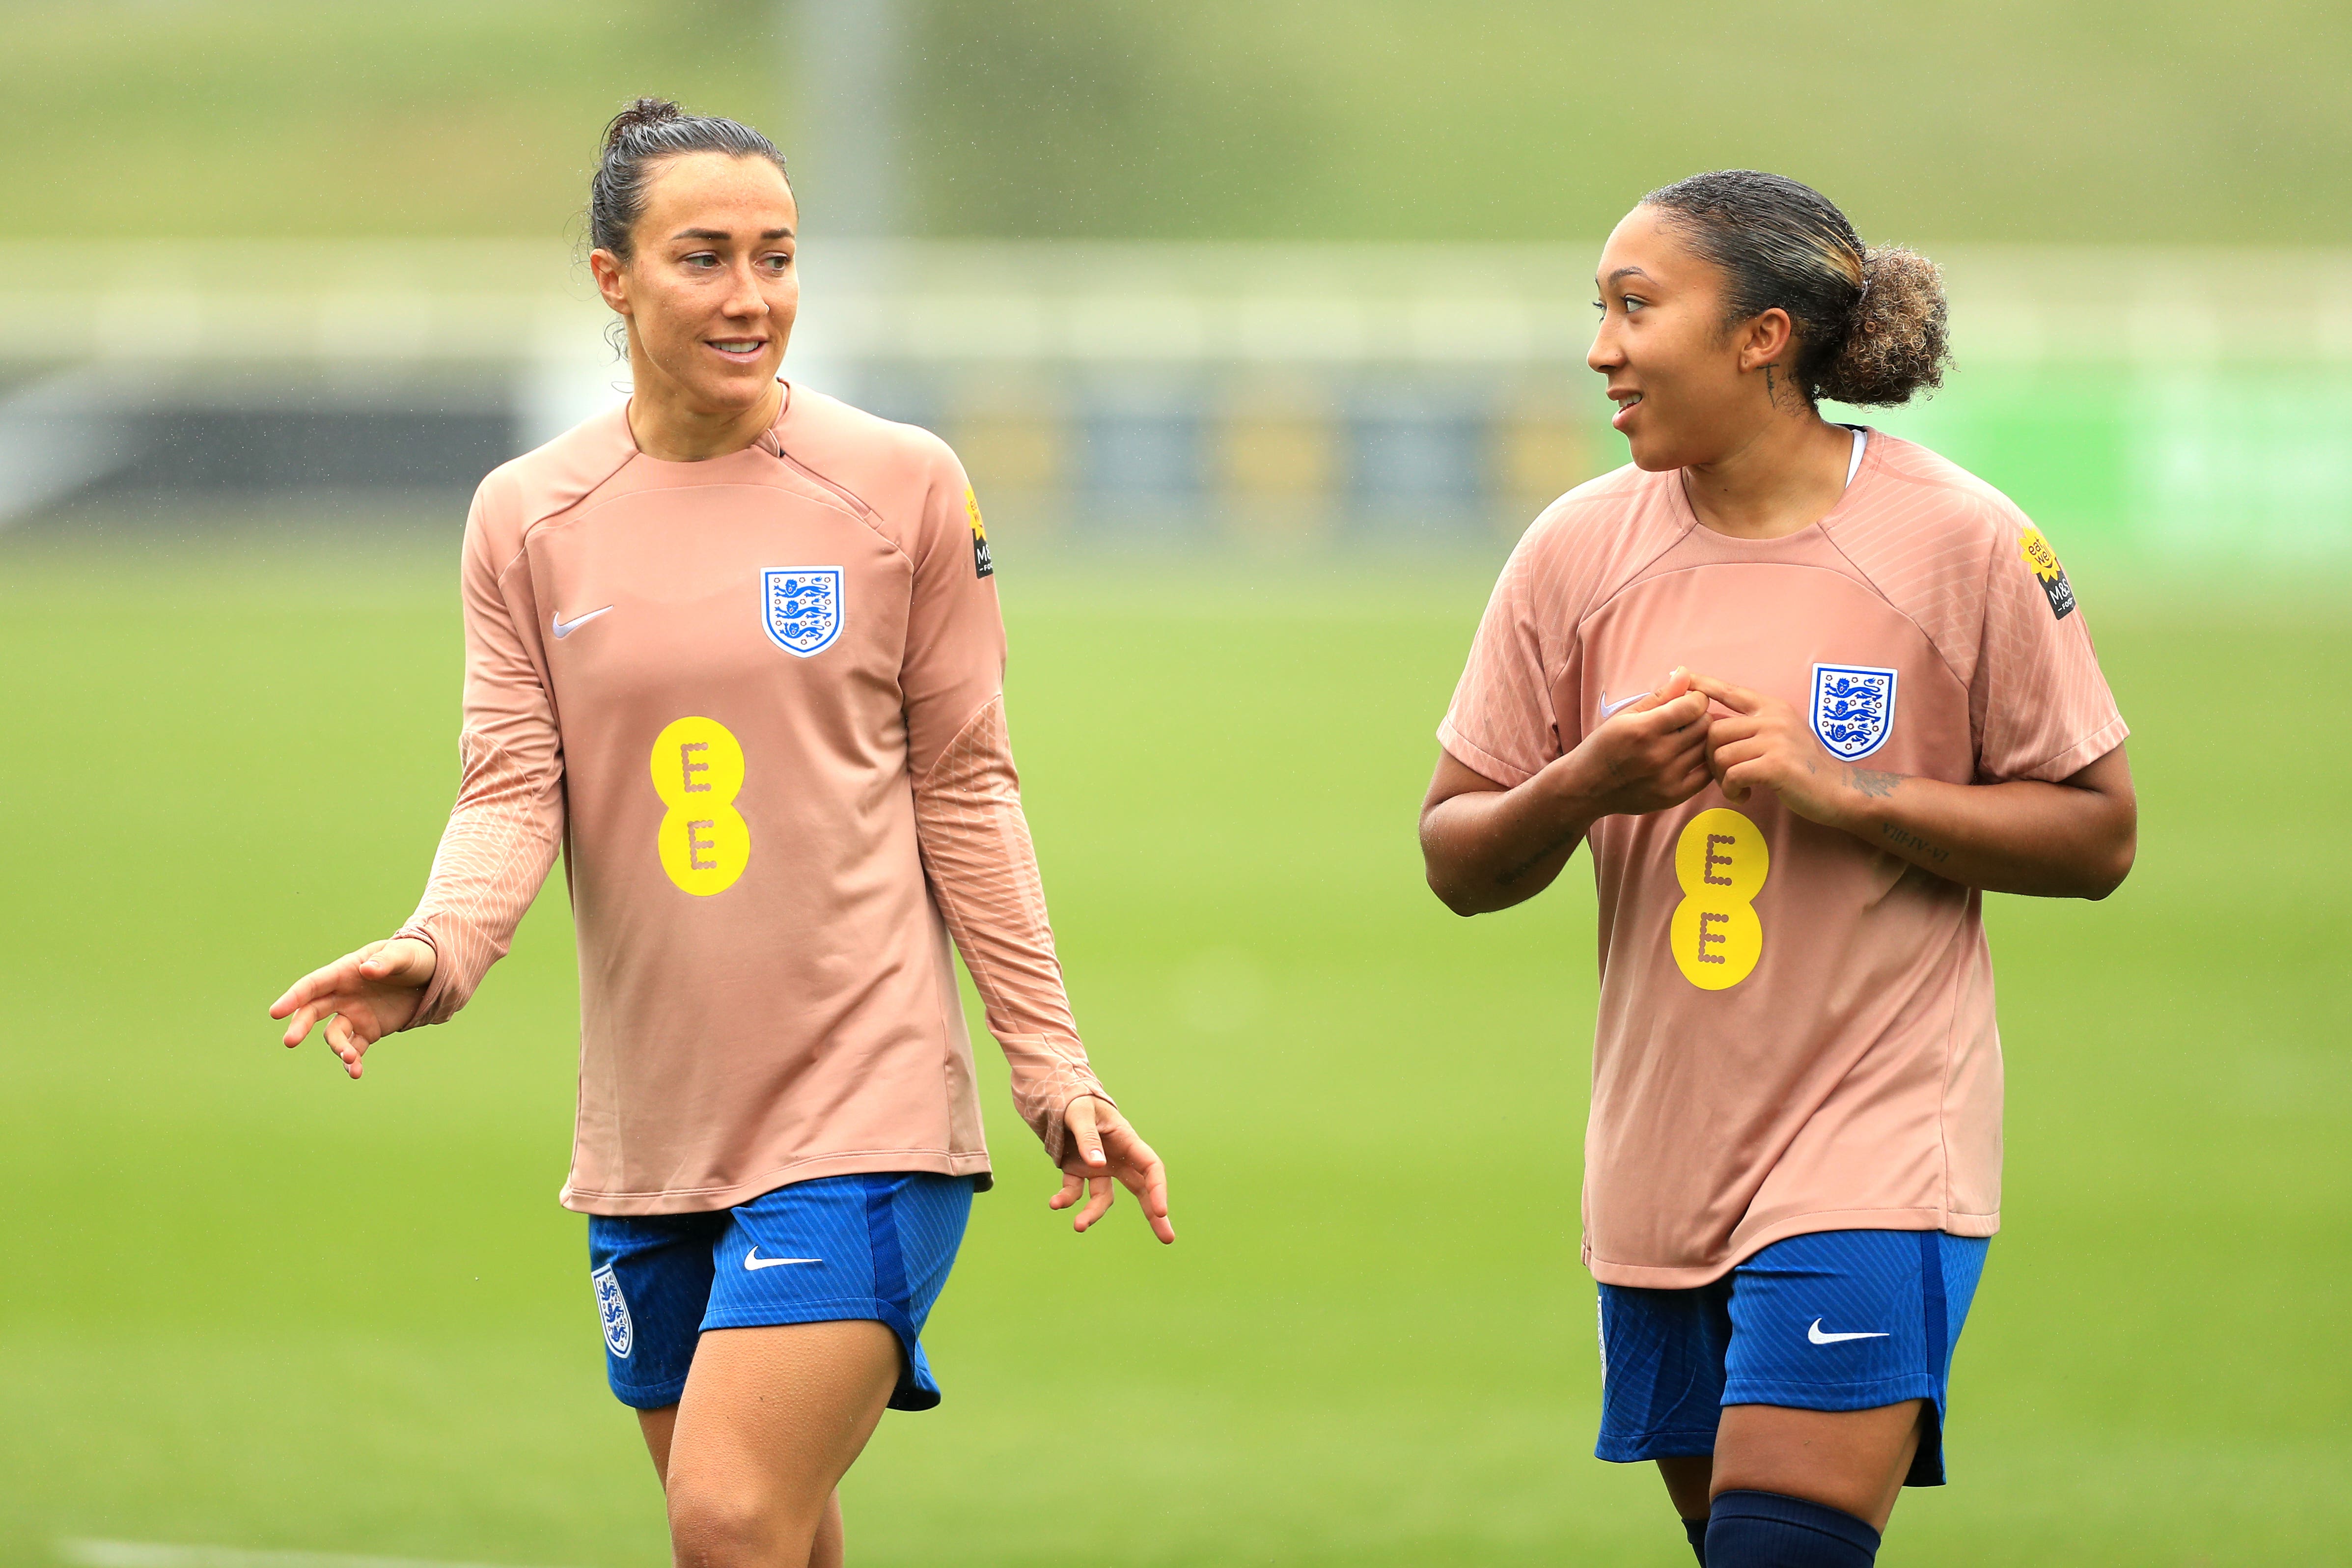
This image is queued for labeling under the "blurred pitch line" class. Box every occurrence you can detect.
[57,1540,573,1568]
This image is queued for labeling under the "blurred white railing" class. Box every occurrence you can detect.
[10,239,2352,368]
[3,240,2350,555]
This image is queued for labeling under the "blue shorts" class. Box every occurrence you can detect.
[587,1171,974,1413]
[1596,1229,1989,1486]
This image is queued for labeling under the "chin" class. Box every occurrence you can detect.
[685,366,782,412]
[1625,434,1681,472]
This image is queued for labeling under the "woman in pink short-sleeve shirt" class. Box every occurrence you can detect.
[1421,172,2135,1567]
[271,99,1173,1567]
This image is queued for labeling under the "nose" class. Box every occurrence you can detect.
[722,259,770,321]
[1587,317,1623,376]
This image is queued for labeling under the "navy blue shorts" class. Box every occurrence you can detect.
[587,1171,974,1413]
[1596,1229,1990,1486]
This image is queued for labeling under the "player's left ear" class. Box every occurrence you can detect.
[1737,307,1796,373]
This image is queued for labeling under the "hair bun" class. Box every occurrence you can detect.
[1817,245,1950,408]
[603,96,684,152]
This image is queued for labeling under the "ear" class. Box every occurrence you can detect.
[1737,307,1797,374]
[588,248,632,318]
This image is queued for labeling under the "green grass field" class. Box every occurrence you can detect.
[5,0,2347,243]
[1,532,2347,1566]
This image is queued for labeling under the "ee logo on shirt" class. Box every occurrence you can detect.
[651,716,749,896]
[1671,808,1769,989]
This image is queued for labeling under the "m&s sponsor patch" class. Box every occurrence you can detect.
[2019,527,2076,621]
[966,487,994,579]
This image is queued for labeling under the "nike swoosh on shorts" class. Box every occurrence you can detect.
[744,1248,822,1271]
[1807,1318,1890,1345]
[552,605,614,638]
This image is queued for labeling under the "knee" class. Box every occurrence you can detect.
[665,1479,810,1568]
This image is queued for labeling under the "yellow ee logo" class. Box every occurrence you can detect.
[650,716,748,897]
[1670,808,1768,990]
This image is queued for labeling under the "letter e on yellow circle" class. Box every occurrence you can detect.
[1670,807,1768,989]
[651,716,748,895]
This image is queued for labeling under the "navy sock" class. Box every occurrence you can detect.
[1683,1513,1710,1565]
[1704,1489,1880,1567]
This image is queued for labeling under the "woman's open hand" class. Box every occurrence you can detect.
[1051,1095,1174,1244]
[269,936,437,1079]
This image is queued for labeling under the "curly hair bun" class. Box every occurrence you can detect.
[603,96,685,153]
[1818,246,1950,408]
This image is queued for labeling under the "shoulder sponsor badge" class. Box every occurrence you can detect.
[966,487,994,579]
[1811,663,1898,761]
[2018,527,2076,620]
[761,566,844,657]
[591,1264,633,1359]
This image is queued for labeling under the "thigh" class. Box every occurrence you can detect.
[1711,1398,1924,1531]
[662,1319,901,1565]
[1711,1228,1990,1525]
[703,1172,975,1412]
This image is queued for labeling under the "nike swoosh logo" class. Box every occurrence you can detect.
[1598,690,1649,720]
[1807,1318,1890,1345]
[551,605,614,638]
[744,1248,821,1271]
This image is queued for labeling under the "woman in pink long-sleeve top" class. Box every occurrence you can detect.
[271,98,1172,1566]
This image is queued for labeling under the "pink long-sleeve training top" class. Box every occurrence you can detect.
[1440,431,2127,1289]
[393,383,1109,1215]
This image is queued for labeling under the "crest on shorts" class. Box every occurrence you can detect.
[761,567,843,657]
[591,1264,633,1358]
[1811,663,1898,762]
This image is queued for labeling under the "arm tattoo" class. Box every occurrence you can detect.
[1500,827,1584,885]
[1880,822,1950,863]
[1844,766,1904,798]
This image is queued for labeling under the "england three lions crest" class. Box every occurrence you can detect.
[591,1264,633,1359]
[1811,663,1898,761]
[762,567,843,657]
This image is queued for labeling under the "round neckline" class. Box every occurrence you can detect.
[1669,423,1876,547]
[622,379,793,467]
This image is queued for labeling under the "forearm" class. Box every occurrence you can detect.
[1814,760,2135,899]
[1421,752,1604,916]
[912,697,1110,1161]
[394,729,564,1025]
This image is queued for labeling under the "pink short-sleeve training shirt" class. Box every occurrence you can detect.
[1439,431,2127,1288]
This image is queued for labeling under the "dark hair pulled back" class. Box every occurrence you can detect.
[589,96,790,262]
[1643,170,1948,407]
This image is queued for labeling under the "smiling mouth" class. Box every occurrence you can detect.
[1611,391,1643,411]
[708,339,767,357]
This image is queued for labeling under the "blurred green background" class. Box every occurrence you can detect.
[8,0,2350,242]
[2,3,2349,1566]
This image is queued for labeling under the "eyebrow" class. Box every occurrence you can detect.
[1602,266,1654,286]
[671,227,796,242]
